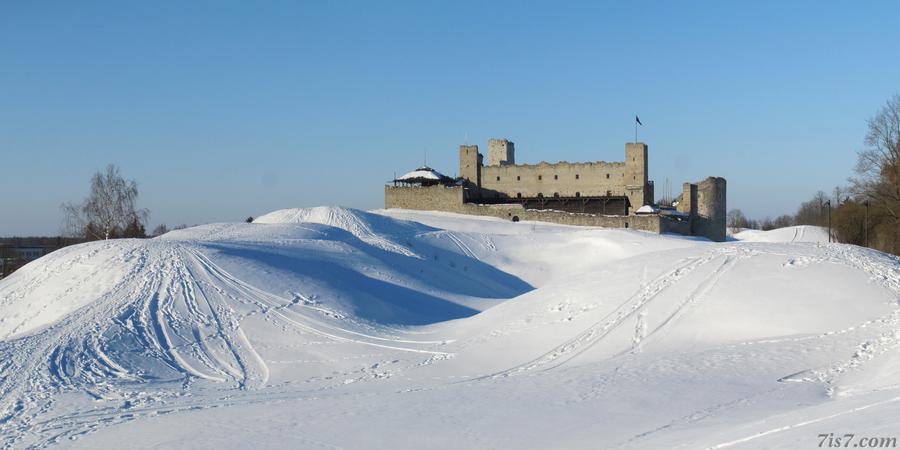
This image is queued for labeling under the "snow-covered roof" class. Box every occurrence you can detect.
[635,205,659,214]
[398,167,443,181]
[394,166,452,184]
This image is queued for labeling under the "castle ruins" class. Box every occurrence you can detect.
[385,139,726,241]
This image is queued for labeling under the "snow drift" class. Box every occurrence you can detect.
[732,225,830,243]
[0,208,898,449]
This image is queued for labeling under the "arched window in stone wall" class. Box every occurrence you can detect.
[575,192,581,198]
[537,193,543,198]
[516,193,522,198]
[553,193,560,198]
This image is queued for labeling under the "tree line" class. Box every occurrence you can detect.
[728,94,900,255]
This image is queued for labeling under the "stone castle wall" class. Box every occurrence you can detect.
[479,161,628,198]
[384,185,467,213]
[386,140,726,242]
[384,184,685,235]
[474,142,650,212]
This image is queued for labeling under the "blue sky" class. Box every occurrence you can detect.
[2,1,898,235]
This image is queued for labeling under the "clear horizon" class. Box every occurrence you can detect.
[2,1,899,236]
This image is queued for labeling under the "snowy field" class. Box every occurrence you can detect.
[1,207,898,449]
[732,225,831,243]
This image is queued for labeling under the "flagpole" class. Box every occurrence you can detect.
[634,115,642,144]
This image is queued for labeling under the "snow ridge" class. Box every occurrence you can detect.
[0,210,898,448]
[254,206,420,257]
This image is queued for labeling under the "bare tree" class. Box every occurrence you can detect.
[152,223,169,237]
[852,94,900,224]
[62,164,149,240]
[794,191,829,226]
[726,209,749,234]
[772,214,794,229]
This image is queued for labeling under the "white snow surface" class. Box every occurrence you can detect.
[1,207,898,449]
[733,225,831,243]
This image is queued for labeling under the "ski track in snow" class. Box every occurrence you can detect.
[0,210,898,448]
[478,247,745,379]
[625,243,900,448]
[0,238,451,447]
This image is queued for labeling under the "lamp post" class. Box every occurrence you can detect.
[824,200,832,243]
[864,200,869,248]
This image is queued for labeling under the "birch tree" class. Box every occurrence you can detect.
[62,164,149,240]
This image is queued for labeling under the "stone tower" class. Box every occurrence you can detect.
[624,142,649,210]
[695,177,727,242]
[459,144,482,189]
[487,139,515,166]
[677,182,698,217]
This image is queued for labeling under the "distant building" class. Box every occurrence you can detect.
[0,244,51,278]
[385,139,726,241]
[13,246,46,261]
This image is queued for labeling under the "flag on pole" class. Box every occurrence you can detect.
[633,115,642,144]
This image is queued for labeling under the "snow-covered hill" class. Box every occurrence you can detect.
[732,225,830,243]
[0,208,898,449]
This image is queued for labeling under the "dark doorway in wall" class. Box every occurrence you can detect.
[512,216,520,222]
